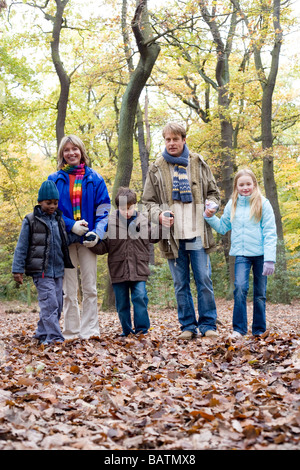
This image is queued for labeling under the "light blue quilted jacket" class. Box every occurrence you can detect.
[205,195,277,261]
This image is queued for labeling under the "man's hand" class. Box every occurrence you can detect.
[204,200,219,218]
[159,211,175,227]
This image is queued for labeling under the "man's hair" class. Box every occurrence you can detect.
[115,187,137,208]
[162,122,186,139]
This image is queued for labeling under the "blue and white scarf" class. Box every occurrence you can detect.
[162,144,192,203]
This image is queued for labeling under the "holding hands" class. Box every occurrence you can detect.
[71,220,99,246]
[83,231,99,247]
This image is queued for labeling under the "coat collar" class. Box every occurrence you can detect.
[57,165,94,182]
[33,204,63,219]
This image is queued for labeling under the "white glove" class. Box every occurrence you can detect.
[71,220,89,236]
[83,231,99,247]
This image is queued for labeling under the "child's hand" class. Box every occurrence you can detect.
[204,208,216,217]
[83,231,99,247]
[262,261,275,276]
[13,273,23,285]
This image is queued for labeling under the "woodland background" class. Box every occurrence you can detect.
[0,0,299,452]
[0,0,299,306]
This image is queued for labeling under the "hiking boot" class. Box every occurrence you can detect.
[204,329,218,338]
[230,331,243,340]
[178,330,196,340]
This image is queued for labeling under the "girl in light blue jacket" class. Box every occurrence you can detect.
[204,169,277,339]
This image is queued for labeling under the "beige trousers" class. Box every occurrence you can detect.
[62,243,99,339]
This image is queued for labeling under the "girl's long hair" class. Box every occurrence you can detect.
[57,135,90,170]
[231,168,262,222]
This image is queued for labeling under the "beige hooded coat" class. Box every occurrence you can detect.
[142,152,220,259]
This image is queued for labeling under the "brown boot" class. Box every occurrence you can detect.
[204,330,218,338]
[178,330,196,340]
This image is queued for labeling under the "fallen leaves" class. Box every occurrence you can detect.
[0,299,299,450]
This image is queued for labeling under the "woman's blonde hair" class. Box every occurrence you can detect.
[231,168,262,222]
[57,135,90,169]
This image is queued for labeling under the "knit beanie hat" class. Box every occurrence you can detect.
[38,180,60,202]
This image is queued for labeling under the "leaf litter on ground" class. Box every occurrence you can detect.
[0,299,299,450]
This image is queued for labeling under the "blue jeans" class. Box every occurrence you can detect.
[233,255,267,335]
[112,281,150,336]
[33,276,65,343]
[168,237,217,336]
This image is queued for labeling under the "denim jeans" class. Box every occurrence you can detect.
[233,255,267,335]
[168,237,217,336]
[33,276,65,343]
[112,281,150,336]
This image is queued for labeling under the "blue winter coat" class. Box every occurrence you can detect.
[205,195,277,261]
[48,166,111,240]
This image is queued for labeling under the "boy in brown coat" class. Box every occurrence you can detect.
[91,187,158,336]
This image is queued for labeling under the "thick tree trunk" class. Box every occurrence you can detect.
[233,0,289,302]
[136,102,150,187]
[260,10,289,301]
[102,0,160,310]
[112,0,160,202]
[218,88,235,298]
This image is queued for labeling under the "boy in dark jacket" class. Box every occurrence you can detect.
[12,180,74,345]
[91,187,159,336]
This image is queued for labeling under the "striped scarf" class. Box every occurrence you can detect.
[162,144,192,203]
[62,163,85,220]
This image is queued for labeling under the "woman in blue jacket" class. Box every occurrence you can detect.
[48,135,110,340]
[204,168,277,339]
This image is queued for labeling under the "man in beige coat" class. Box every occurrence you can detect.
[142,122,220,340]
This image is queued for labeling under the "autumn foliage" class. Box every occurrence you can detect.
[0,299,299,450]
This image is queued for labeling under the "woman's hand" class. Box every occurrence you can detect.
[71,220,89,236]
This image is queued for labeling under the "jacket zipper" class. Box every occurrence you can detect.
[36,216,50,278]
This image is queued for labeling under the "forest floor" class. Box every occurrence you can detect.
[0,298,299,452]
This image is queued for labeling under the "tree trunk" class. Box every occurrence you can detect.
[50,0,70,147]
[136,101,150,187]
[260,1,289,302]
[233,0,289,302]
[102,0,160,310]
[112,0,160,202]
[200,1,237,296]
[121,0,151,188]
